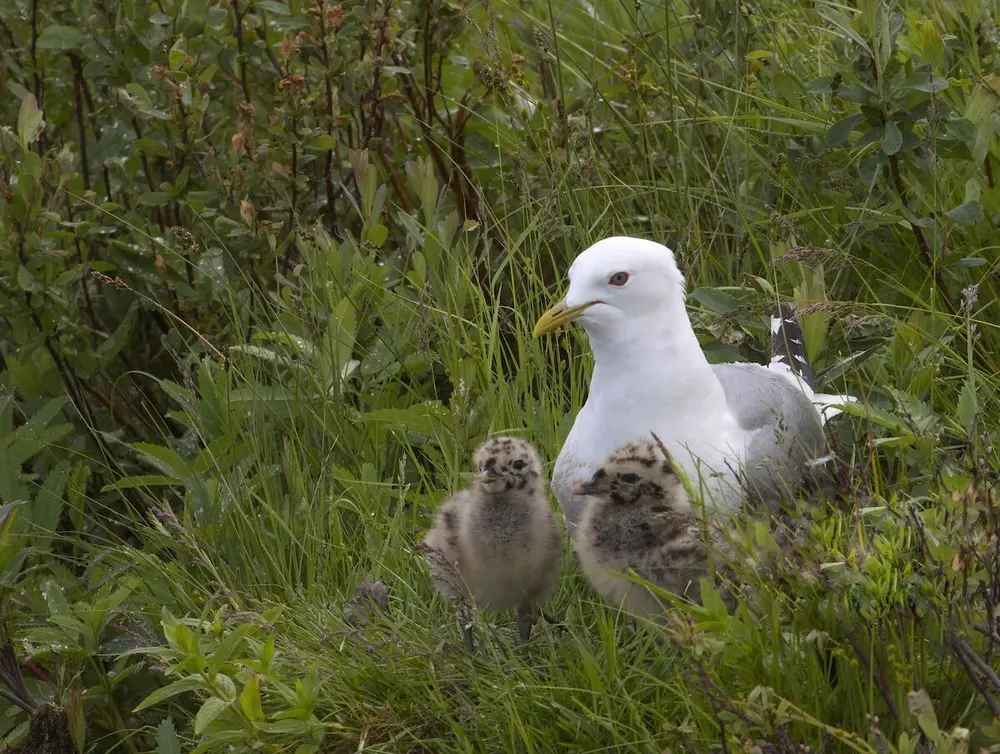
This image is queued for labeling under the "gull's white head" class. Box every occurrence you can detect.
[533,236,685,338]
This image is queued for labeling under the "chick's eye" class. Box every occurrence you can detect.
[620,473,639,483]
[512,460,526,471]
[608,271,630,286]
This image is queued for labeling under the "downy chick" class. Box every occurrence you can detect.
[422,436,562,642]
[573,440,727,620]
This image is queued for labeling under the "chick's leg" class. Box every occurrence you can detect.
[515,606,533,642]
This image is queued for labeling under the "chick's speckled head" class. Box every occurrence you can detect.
[473,436,543,496]
[573,441,678,505]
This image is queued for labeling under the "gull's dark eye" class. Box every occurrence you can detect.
[512,460,526,471]
[620,473,639,483]
[608,271,630,286]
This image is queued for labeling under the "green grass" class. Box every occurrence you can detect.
[3,0,1000,750]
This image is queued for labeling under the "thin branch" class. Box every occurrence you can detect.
[951,634,1000,718]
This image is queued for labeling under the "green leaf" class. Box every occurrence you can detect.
[168,45,187,72]
[131,442,191,480]
[16,265,38,293]
[945,201,983,227]
[37,25,90,50]
[155,717,182,754]
[206,623,257,676]
[307,134,336,151]
[900,72,948,93]
[368,222,389,248]
[139,191,171,206]
[101,474,180,492]
[17,94,45,144]
[691,287,740,314]
[134,676,206,712]
[134,138,170,157]
[256,0,292,13]
[0,501,25,548]
[239,675,264,722]
[881,121,902,155]
[956,377,977,434]
[816,5,872,52]
[806,76,834,94]
[44,580,71,616]
[907,689,943,745]
[826,113,864,147]
[97,301,140,367]
[194,697,228,734]
[838,84,878,104]
[356,402,453,436]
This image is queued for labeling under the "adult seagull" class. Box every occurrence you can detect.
[533,236,847,529]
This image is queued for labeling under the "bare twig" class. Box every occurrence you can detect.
[951,634,1000,718]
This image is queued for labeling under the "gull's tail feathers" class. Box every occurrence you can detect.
[769,302,816,389]
[767,302,857,425]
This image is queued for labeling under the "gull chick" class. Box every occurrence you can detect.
[422,436,562,643]
[573,440,727,620]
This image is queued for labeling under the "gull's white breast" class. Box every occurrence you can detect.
[551,388,750,529]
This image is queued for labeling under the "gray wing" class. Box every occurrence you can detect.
[712,363,827,506]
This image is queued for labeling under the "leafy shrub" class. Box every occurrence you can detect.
[2,0,1000,750]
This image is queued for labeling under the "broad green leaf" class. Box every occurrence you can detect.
[16,265,38,293]
[945,201,984,227]
[900,72,948,92]
[194,697,228,734]
[214,673,237,702]
[168,44,187,72]
[139,191,171,206]
[206,623,257,676]
[307,134,336,151]
[239,675,264,722]
[0,501,25,547]
[44,580,71,615]
[956,377,977,434]
[17,94,44,144]
[257,0,292,13]
[97,301,141,367]
[806,76,834,94]
[29,464,68,535]
[135,676,205,712]
[826,113,864,147]
[816,5,872,52]
[907,689,943,745]
[368,222,389,247]
[255,719,311,735]
[37,25,90,50]
[134,138,170,157]
[356,402,453,436]
[691,287,740,314]
[881,121,902,155]
[155,717,182,754]
[131,442,191,480]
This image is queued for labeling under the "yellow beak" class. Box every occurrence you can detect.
[532,299,597,337]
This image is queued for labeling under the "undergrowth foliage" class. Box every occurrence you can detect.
[2,0,1000,750]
